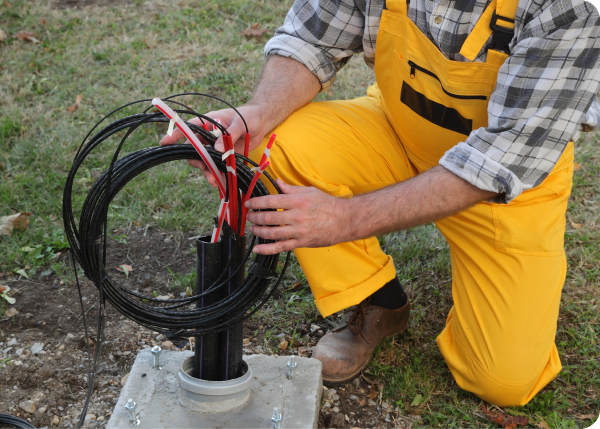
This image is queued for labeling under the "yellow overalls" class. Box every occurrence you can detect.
[251,0,572,406]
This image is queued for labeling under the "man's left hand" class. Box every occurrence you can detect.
[245,179,348,255]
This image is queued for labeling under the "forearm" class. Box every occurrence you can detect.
[248,55,321,133]
[343,166,497,241]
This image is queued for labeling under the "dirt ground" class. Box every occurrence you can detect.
[0,227,406,429]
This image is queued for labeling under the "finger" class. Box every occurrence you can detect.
[276,178,306,195]
[248,225,298,241]
[227,116,249,153]
[253,239,302,255]
[245,194,296,211]
[187,159,207,170]
[203,169,218,188]
[159,117,202,145]
[246,209,295,226]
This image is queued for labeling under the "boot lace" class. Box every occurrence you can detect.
[332,298,371,344]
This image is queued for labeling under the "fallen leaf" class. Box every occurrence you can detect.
[155,294,174,300]
[0,212,31,237]
[534,414,550,429]
[411,394,425,406]
[368,384,378,400]
[3,1,12,6]
[242,25,270,38]
[14,269,28,279]
[5,307,18,318]
[403,401,422,416]
[0,285,16,304]
[40,19,46,25]
[15,31,40,44]
[297,346,311,357]
[67,94,83,113]
[504,416,529,429]
[577,414,597,420]
[278,340,288,350]
[117,264,133,277]
[0,29,6,42]
[570,220,583,229]
[481,404,507,425]
[573,162,582,170]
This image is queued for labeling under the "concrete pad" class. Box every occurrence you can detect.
[107,350,322,428]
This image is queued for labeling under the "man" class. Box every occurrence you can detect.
[162,0,600,406]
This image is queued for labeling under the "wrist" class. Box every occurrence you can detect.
[335,196,360,243]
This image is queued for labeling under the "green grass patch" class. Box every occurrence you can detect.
[0,0,598,426]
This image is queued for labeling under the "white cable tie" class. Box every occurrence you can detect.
[251,166,264,174]
[226,166,236,176]
[263,147,271,159]
[221,149,235,161]
[167,112,180,137]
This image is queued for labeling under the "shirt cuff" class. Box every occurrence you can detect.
[439,142,524,204]
[264,35,337,92]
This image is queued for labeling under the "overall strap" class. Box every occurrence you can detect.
[459,0,519,61]
[385,0,408,15]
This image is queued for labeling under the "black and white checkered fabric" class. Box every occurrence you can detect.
[265,0,600,202]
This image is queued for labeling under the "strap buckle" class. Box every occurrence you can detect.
[489,10,515,54]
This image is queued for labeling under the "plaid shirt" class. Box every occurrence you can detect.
[264,0,600,202]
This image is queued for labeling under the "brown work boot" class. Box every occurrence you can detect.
[312,298,410,386]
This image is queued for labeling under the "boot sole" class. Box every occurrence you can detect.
[321,329,408,387]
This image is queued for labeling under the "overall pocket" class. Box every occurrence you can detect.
[491,143,574,256]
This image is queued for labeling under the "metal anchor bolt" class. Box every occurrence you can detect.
[151,345,161,370]
[125,398,140,426]
[286,355,298,379]
[271,407,283,429]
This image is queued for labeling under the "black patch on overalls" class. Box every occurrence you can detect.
[400,81,473,136]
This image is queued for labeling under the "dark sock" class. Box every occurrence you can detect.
[369,277,408,310]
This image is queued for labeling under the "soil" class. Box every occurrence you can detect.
[0,227,407,429]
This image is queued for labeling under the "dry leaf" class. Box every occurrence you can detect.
[504,416,529,429]
[5,307,18,318]
[40,19,46,25]
[481,404,528,428]
[573,162,582,170]
[242,25,270,38]
[15,31,40,44]
[481,404,506,425]
[278,340,288,350]
[570,220,583,229]
[534,414,550,429]
[0,212,31,237]
[3,1,12,6]
[0,285,6,293]
[67,94,83,113]
[117,264,133,277]
[403,401,422,416]
[0,29,6,43]
[577,414,597,420]
[368,384,378,400]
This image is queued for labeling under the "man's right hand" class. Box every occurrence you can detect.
[158,56,321,188]
[159,104,269,188]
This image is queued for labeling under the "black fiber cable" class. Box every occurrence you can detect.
[61,94,290,427]
[0,414,37,429]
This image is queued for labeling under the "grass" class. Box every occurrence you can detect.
[1,0,598,427]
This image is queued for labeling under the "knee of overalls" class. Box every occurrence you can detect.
[439,321,562,407]
[452,349,561,407]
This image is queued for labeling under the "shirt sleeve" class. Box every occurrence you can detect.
[440,0,600,203]
[264,0,366,91]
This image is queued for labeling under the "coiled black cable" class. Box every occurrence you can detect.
[61,93,290,427]
[0,414,36,429]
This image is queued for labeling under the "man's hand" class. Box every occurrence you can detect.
[159,104,268,188]
[158,56,321,187]
[245,179,348,255]
[245,166,498,255]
